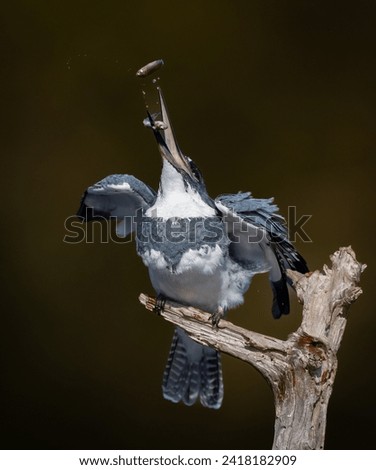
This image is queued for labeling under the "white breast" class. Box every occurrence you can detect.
[144,245,253,314]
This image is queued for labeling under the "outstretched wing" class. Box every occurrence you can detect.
[77,174,156,237]
[215,192,309,319]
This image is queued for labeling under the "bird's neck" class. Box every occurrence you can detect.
[159,159,186,195]
[146,160,215,219]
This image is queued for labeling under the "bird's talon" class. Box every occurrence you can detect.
[154,294,166,315]
[211,308,224,328]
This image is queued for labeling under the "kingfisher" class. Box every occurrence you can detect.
[77,60,308,409]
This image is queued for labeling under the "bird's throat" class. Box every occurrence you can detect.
[146,160,215,219]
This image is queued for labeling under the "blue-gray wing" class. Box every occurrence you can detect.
[215,192,309,318]
[77,174,156,237]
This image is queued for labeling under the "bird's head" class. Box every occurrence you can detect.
[144,88,207,193]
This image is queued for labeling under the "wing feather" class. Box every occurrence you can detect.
[215,192,308,318]
[77,174,156,237]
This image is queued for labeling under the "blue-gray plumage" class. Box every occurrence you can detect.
[77,74,308,409]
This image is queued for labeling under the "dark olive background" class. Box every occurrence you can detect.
[1,0,375,450]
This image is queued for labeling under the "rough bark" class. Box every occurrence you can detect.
[139,246,366,449]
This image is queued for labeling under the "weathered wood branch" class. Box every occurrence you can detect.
[139,246,366,449]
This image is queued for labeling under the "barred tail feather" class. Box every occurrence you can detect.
[200,346,223,409]
[162,328,223,409]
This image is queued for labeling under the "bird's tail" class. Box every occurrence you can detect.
[162,327,223,409]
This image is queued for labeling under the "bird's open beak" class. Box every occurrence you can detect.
[147,89,195,179]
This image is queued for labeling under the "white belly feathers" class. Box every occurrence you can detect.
[143,244,253,314]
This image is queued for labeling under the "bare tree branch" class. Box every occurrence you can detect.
[139,246,366,449]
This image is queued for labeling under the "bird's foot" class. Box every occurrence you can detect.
[154,294,167,315]
[211,307,225,327]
